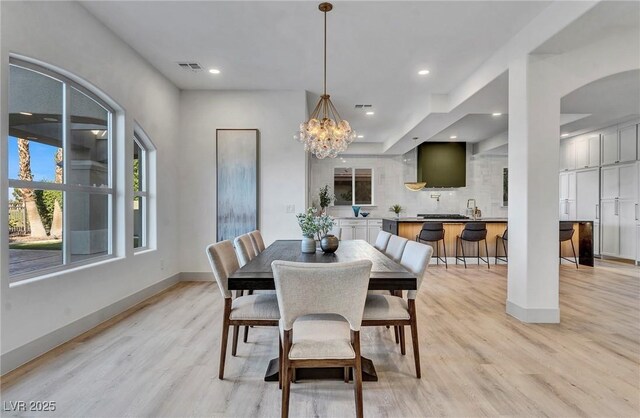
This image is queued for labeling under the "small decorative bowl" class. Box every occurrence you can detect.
[360,212,370,217]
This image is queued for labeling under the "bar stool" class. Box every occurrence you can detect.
[416,222,447,268]
[455,222,489,269]
[559,222,578,269]
[495,228,508,264]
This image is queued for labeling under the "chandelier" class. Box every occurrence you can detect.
[295,2,356,159]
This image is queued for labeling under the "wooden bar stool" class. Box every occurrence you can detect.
[495,228,508,264]
[455,222,490,269]
[416,222,447,268]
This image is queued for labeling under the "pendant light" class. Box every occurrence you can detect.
[295,2,356,159]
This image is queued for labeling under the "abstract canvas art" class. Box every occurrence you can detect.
[216,129,259,241]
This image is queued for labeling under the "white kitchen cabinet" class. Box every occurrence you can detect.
[602,128,618,165]
[559,138,576,171]
[366,220,382,245]
[594,221,600,256]
[559,172,576,200]
[619,200,637,259]
[575,135,600,169]
[576,169,599,221]
[619,124,637,163]
[589,135,601,167]
[619,163,638,200]
[338,219,378,243]
[601,166,619,199]
[600,200,619,256]
[636,226,640,264]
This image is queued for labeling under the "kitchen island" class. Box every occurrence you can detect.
[382,217,595,266]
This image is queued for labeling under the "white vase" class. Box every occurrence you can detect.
[301,236,316,253]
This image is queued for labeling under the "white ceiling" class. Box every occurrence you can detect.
[81,1,551,143]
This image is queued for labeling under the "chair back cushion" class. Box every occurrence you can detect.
[559,222,575,242]
[330,226,342,240]
[385,235,408,261]
[234,234,257,267]
[271,260,372,331]
[400,241,433,299]
[460,222,487,241]
[205,241,239,298]
[249,230,266,253]
[419,222,445,242]
[374,230,392,252]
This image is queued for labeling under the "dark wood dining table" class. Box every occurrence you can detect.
[228,239,417,382]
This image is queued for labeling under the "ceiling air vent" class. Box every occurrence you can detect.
[177,62,203,72]
[354,104,373,109]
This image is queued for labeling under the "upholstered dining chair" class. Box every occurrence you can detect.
[385,235,408,262]
[362,241,433,378]
[234,234,257,267]
[249,230,266,254]
[272,260,372,418]
[374,230,392,252]
[205,241,279,379]
[330,226,343,240]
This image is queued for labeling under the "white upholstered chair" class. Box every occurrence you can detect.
[206,241,279,379]
[234,234,257,267]
[363,241,433,378]
[374,230,392,252]
[385,235,408,262]
[272,260,372,418]
[330,226,342,240]
[249,230,266,254]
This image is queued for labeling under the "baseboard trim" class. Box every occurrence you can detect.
[180,272,213,281]
[506,300,560,323]
[0,273,181,376]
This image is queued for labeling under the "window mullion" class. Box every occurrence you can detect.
[62,82,71,266]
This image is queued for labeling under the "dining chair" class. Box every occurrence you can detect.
[385,235,408,262]
[374,230,392,252]
[205,241,279,379]
[416,222,447,268]
[234,234,257,267]
[455,222,490,268]
[330,226,342,240]
[272,260,372,418]
[249,230,266,254]
[362,241,433,378]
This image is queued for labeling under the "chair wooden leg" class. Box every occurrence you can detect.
[344,367,350,383]
[399,326,406,355]
[394,326,399,343]
[282,331,292,418]
[408,299,421,378]
[218,298,231,380]
[278,337,283,389]
[243,326,249,343]
[352,331,364,418]
[231,325,239,356]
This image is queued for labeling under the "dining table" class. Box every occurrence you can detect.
[228,239,417,382]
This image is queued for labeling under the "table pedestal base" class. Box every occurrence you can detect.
[264,357,378,382]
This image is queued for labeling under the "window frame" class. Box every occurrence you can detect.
[333,167,375,207]
[7,58,117,284]
[133,131,151,251]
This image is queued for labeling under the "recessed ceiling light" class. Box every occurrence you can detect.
[450,135,457,139]
[561,133,570,137]
[418,70,430,75]
[208,68,221,74]
[357,135,364,138]
[492,112,502,116]
[19,111,32,116]
[366,111,374,116]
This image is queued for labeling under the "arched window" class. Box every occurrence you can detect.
[7,58,115,283]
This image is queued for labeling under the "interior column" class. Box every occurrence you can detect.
[506,54,561,323]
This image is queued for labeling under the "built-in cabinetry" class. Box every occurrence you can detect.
[559,119,640,261]
[337,218,381,245]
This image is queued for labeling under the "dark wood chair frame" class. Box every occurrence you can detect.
[361,298,421,378]
[219,296,279,379]
[455,232,490,269]
[279,328,364,418]
[495,233,508,264]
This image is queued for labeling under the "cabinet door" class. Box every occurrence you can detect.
[619,125,637,163]
[602,128,619,165]
[600,200,619,255]
[341,226,354,240]
[568,200,576,220]
[576,169,599,221]
[560,139,576,171]
[353,226,367,241]
[367,226,381,245]
[559,173,569,200]
[559,199,569,220]
[575,136,589,169]
[588,135,601,167]
[619,200,636,259]
[601,166,619,199]
[636,226,640,263]
[594,222,600,256]
[568,171,576,200]
[619,163,638,201]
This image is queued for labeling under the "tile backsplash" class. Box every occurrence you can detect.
[309,147,508,219]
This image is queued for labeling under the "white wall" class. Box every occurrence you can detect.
[178,90,307,273]
[1,1,181,371]
[310,147,508,219]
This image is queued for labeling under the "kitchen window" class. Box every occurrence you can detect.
[333,167,374,206]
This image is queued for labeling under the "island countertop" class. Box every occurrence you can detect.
[383,217,594,223]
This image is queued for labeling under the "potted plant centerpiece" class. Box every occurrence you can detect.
[315,212,339,253]
[318,185,334,214]
[297,207,319,253]
[389,204,404,218]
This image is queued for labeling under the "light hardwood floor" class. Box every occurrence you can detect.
[2,261,639,417]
